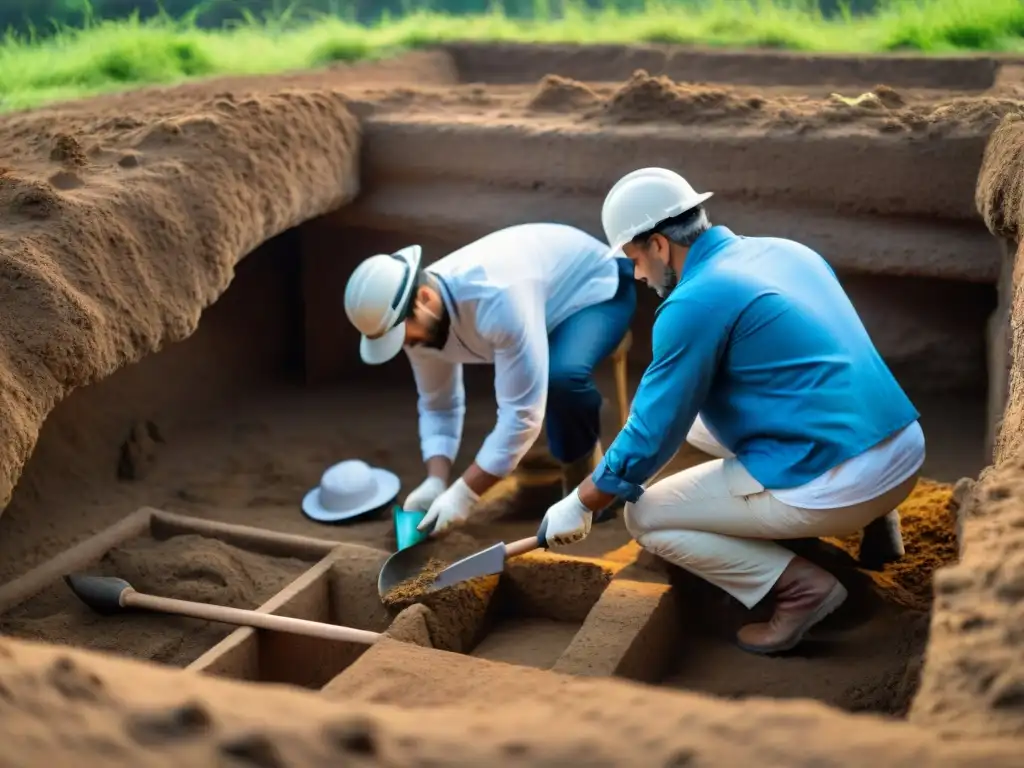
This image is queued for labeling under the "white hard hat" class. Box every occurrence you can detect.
[601,167,713,255]
[343,244,422,365]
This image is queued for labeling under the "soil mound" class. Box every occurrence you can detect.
[0,88,361,512]
[830,479,958,608]
[602,69,766,124]
[591,69,1023,136]
[526,74,601,113]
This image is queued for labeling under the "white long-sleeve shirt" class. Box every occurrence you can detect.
[405,223,621,477]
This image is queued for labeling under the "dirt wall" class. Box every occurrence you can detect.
[908,115,1024,738]
[307,220,992,397]
[0,89,361,514]
[443,42,1005,90]
[0,236,305,583]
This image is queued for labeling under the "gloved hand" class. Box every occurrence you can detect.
[417,477,480,536]
[541,489,593,547]
[402,476,447,513]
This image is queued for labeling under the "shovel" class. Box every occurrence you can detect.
[64,574,380,645]
[377,519,548,599]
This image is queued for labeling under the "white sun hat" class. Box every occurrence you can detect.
[343,244,423,365]
[301,459,400,523]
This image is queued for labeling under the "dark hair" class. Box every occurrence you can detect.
[631,205,711,248]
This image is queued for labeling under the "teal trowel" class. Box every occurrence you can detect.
[392,505,429,551]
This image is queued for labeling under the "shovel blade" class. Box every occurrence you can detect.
[430,542,507,591]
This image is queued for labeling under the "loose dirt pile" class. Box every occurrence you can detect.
[352,68,1023,138]
[526,74,602,113]
[588,70,1024,135]
[381,557,450,609]
[0,534,307,666]
[829,478,959,609]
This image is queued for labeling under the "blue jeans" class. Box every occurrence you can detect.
[546,258,636,464]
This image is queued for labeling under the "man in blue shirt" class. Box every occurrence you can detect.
[539,167,926,655]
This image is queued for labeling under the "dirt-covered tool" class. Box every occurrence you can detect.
[64,574,380,644]
[377,519,548,600]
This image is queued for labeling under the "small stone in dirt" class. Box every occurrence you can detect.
[219,732,285,767]
[124,700,213,745]
[47,655,106,702]
[326,715,379,755]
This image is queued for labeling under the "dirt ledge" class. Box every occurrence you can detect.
[3,634,1021,767]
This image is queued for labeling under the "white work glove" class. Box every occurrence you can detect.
[417,477,480,536]
[402,476,447,513]
[540,489,593,548]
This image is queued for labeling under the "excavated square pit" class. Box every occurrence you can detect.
[378,546,620,671]
[190,540,396,688]
[0,508,339,669]
[320,551,681,705]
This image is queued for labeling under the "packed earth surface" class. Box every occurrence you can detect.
[0,41,1022,765]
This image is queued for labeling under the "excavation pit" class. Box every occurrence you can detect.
[0,508,337,668]
[373,536,620,669]
[191,541,396,689]
[0,43,1019,763]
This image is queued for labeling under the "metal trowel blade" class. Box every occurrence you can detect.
[430,542,507,591]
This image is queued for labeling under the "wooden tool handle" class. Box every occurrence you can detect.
[504,536,542,558]
[123,591,380,645]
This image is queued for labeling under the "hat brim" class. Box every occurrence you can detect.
[301,468,400,524]
[360,323,406,365]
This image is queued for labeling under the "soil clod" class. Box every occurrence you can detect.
[219,732,285,767]
[125,700,213,745]
[326,715,379,756]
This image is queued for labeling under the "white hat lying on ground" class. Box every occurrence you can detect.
[301,459,400,523]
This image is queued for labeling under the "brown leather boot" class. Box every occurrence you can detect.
[736,557,848,655]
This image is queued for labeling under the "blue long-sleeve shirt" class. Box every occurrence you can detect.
[592,225,920,502]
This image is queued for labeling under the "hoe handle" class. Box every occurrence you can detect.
[122,590,381,645]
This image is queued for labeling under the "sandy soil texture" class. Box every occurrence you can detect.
[0,42,1020,766]
[0,533,308,666]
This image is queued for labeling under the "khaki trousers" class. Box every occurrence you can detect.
[624,416,918,608]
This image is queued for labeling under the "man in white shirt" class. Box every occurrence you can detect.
[342,223,637,534]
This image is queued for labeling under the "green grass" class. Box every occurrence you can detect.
[0,0,1022,112]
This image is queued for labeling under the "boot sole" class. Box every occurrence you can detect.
[736,581,850,656]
